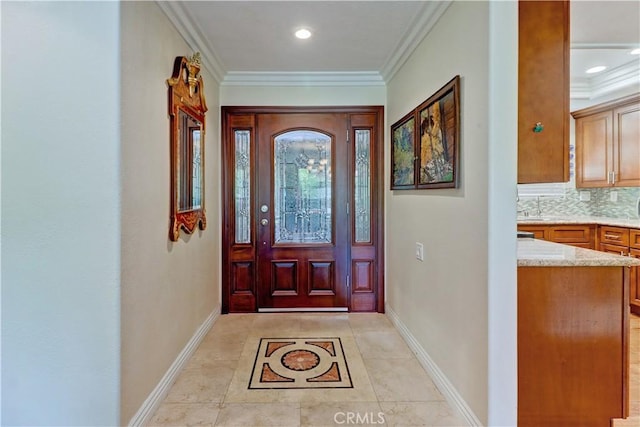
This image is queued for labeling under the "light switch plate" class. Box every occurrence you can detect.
[579,190,591,201]
[415,242,424,261]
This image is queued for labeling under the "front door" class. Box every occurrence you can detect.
[256,113,349,310]
[222,106,384,313]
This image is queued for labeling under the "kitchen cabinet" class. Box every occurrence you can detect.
[517,224,595,249]
[519,265,630,426]
[599,225,640,315]
[599,225,630,250]
[518,0,570,183]
[631,230,640,315]
[572,94,640,188]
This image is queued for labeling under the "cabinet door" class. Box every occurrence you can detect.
[517,0,569,184]
[599,243,629,257]
[517,225,548,240]
[613,102,640,187]
[630,249,640,315]
[575,111,613,188]
[630,229,640,250]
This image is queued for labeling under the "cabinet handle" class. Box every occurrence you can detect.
[604,233,620,240]
[612,171,616,184]
[607,171,612,184]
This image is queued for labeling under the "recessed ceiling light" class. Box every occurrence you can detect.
[295,28,312,40]
[631,48,640,55]
[586,65,607,74]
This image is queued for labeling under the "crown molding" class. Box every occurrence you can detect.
[380,1,452,82]
[158,1,451,87]
[570,78,592,100]
[221,71,385,87]
[571,59,640,99]
[157,1,226,83]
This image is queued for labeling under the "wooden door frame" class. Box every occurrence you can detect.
[221,106,385,313]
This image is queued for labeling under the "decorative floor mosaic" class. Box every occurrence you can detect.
[248,337,353,389]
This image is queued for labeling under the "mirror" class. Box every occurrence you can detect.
[167,53,208,241]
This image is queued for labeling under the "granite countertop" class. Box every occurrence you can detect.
[517,238,640,267]
[516,215,640,229]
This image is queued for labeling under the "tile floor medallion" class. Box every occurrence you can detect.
[248,337,353,389]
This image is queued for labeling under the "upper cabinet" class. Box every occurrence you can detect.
[518,1,570,183]
[572,94,640,188]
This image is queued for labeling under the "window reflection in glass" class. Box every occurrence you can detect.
[178,110,203,211]
[274,131,332,244]
[234,130,251,244]
[354,130,371,243]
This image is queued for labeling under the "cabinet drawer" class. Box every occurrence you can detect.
[599,243,629,256]
[599,226,630,246]
[549,225,593,244]
[630,229,640,249]
[517,226,548,240]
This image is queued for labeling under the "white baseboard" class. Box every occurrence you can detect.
[128,306,220,427]
[385,304,482,427]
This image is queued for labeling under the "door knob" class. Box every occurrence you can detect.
[260,218,269,226]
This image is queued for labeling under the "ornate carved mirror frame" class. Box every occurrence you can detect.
[167,53,208,241]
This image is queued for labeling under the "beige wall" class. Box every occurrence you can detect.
[386,2,518,424]
[120,2,220,424]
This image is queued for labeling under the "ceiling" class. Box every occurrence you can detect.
[570,1,640,99]
[161,1,640,97]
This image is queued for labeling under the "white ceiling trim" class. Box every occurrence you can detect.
[221,71,385,87]
[571,60,640,99]
[159,0,451,87]
[589,60,640,99]
[380,1,452,82]
[157,1,226,83]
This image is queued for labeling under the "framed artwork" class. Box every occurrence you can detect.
[390,75,461,190]
[417,75,460,189]
[391,111,417,189]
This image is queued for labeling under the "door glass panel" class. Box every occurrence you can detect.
[354,130,371,243]
[274,130,332,244]
[234,130,251,244]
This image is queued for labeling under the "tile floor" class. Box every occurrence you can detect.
[148,313,465,426]
[148,313,640,427]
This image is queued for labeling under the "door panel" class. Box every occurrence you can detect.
[222,107,384,313]
[257,113,349,309]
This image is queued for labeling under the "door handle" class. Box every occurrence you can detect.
[260,218,269,226]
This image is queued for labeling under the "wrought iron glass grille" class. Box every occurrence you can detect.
[274,131,332,244]
[234,130,251,244]
[354,130,371,243]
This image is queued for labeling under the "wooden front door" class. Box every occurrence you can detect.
[222,107,384,313]
[256,113,349,310]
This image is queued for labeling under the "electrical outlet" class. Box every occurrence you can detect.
[579,190,591,201]
[415,242,424,261]
[610,191,618,202]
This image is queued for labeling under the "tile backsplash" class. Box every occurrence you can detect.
[517,186,640,219]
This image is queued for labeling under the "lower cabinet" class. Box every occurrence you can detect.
[518,266,630,426]
[631,249,640,315]
[600,226,640,315]
[630,229,640,315]
[518,223,640,314]
[517,224,595,248]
